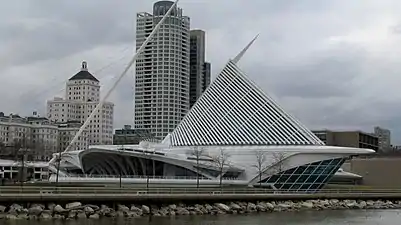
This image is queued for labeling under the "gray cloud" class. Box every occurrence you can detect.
[1,0,401,144]
[257,59,359,99]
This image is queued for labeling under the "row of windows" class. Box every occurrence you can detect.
[68,86,99,91]
[68,92,98,96]
[70,80,98,85]
[49,103,113,110]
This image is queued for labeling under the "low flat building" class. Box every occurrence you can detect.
[312,130,379,152]
[349,157,401,188]
[113,125,154,145]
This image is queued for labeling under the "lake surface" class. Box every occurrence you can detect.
[0,209,400,225]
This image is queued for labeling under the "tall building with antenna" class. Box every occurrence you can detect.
[46,61,114,146]
[134,1,190,139]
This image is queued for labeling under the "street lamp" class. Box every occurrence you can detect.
[119,147,123,188]
[18,147,28,187]
[55,152,62,187]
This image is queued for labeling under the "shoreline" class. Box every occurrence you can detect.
[0,199,400,220]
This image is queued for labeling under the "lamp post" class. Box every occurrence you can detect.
[18,148,28,187]
[119,146,123,189]
[55,150,62,187]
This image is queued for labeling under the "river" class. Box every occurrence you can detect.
[0,210,400,225]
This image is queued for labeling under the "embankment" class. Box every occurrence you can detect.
[0,198,401,220]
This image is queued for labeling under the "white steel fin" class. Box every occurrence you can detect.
[232,34,259,64]
[170,60,325,147]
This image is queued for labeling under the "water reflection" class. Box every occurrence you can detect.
[1,210,401,225]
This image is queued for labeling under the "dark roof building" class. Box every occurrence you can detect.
[68,61,99,82]
[312,129,379,152]
[113,125,155,145]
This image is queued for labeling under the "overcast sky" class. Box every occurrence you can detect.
[1,0,401,143]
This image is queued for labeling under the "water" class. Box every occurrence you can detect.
[0,210,400,225]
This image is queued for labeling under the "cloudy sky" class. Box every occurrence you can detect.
[1,0,401,143]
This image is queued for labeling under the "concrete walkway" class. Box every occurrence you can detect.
[0,186,400,203]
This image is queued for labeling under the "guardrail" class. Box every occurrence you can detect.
[65,174,239,180]
[0,186,400,196]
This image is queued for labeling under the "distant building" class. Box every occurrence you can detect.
[189,30,211,108]
[312,130,379,152]
[374,126,391,153]
[47,61,114,146]
[202,62,211,93]
[113,125,154,145]
[0,112,88,160]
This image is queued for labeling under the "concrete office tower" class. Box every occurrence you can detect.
[374,126,391,153]
[47,62,114,146]
[189,30,211,108]
[135,1,190,139]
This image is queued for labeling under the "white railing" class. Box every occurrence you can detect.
[1,186,401,196]
[64,174,240,181]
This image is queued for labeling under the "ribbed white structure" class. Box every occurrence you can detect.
[170,60,325,146]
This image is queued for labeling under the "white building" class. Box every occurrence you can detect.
[50,36,374,192]
[134,1,190,139]
[47,61,114,146]
[0,112,88,160]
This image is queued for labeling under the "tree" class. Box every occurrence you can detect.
[271,152,286,174]
[211,149,231,190]
[252,150,269,187]
[188,146,206,189]
[10,134,33,185]
[250,151,287,188]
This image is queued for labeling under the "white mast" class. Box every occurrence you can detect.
[48,0,180,168]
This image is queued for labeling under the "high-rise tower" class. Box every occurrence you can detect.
[135,1,190,139]
[189,30,211,108]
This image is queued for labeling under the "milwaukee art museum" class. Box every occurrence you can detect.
[48,36,374,192]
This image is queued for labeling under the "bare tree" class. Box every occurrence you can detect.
[271,152,286,174]
[188,146,206,189]
[211,149,231,190]
[10,134,33,184]
[252,150,269,187]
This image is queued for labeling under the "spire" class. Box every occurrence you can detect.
[232,34,259,64]
[81,61,88,71]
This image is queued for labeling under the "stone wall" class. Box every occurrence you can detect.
[0,199,400,220]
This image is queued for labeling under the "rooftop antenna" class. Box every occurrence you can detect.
[48,0,180,171]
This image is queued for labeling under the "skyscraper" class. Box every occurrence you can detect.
[135,1,190,139]
[47,61,114,146]
[189,30,211,108]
